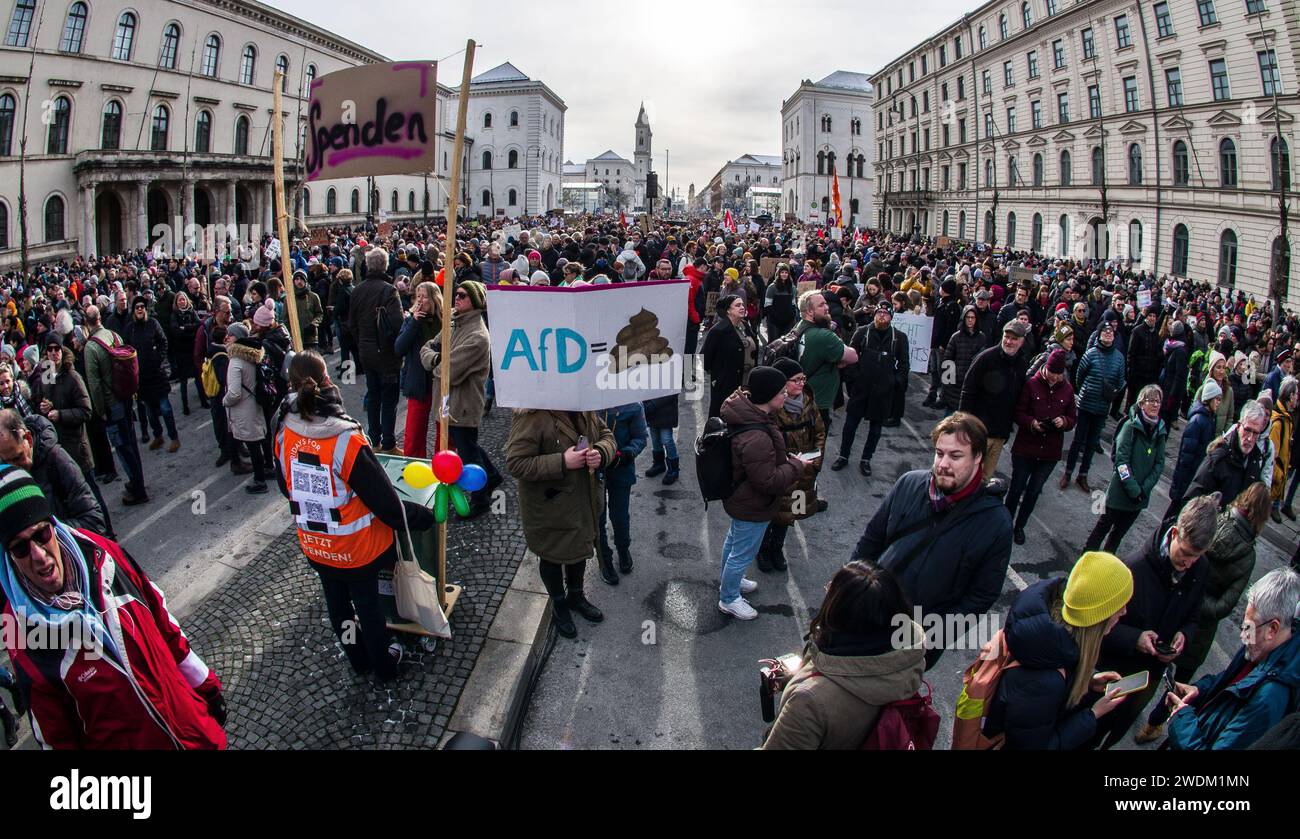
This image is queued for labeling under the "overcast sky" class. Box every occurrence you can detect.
[277,0,977,198]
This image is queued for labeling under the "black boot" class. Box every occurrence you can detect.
[551,597,577,638]
[645,451,666,478]
[768,525,789,571]
[566,591,604,623]
[617,545,633,575]
[1,703,16,749]
[598,550,619,586]
[663,458,680,485]
[754,540,773,573]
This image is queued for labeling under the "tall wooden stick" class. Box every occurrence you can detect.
[438,41,476,611]
[272,70,303,352]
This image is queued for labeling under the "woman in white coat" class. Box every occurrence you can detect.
[223,323,270,494]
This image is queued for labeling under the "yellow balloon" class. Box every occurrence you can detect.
[402,461,436,489]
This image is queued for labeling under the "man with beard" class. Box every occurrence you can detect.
[795,291,858,435]
[960,320,1030,479]
[850,412,1013,669]
[834,301,908,477]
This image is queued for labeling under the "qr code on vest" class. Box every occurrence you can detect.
[302,500,328,523]
[293,470,330,496]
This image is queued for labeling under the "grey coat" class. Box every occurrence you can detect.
[222,340,267,442]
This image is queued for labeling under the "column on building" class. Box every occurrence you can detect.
[81,182,96,257]
[135,182,148,250]
[263,182,274,238]
[226,180,238,229]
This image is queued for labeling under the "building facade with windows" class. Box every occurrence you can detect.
[704,153,782,214]
[781,71,875,227]
[0,0,564,266]
[871,0,1296,306]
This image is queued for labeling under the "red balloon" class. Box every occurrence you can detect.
[431,450,464,484]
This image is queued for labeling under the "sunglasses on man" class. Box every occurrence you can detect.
[9,522,55,560]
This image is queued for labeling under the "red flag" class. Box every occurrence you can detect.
[620,211,627,226]
[831,171,843,229]
[724,209,735,232]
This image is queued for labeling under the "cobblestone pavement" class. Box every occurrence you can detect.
[183,405,525,750]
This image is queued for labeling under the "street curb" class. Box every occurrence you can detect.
[441,552,551,749]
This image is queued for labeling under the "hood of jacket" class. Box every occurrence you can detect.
[26,413,59,464]
[1005,579,1081,672]
[719,389,773,426]
[1188,400,1213,425]
[228,339,264,364]
[282,407,361,441]
[806,624,925,706]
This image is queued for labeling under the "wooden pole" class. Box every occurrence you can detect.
[438,41,476,612]
[272,70,303,352]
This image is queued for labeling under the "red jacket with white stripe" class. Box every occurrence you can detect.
[3,529,226,750]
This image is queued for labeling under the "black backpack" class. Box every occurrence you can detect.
[694,417,768,507]
[763,321,807,366]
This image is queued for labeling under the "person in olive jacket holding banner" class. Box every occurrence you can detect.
[506,408,617,640]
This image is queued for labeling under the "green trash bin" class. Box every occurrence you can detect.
[373,453,441,630]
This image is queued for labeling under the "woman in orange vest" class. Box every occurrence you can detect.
[274,351,435,682]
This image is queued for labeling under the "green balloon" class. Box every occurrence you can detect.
[434,483,450,523]
[451,486,472,517]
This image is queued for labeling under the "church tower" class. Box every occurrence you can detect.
[634,103,652,209]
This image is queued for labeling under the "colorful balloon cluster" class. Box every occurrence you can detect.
[401,450,488,523]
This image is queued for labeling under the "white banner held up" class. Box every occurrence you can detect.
[892,312,934,370]
[487,281,690,411]
[1136,288,1152,310]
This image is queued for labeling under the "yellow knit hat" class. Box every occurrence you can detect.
[1062,552,1133,627]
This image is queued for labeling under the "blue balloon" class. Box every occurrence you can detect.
[457,464,488,492]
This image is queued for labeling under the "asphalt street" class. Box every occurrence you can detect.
[518,356,1295,750]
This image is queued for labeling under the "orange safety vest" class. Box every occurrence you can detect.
[275,423,393,569]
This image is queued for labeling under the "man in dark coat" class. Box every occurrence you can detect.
[833,301,908,477]
[1160,320,1191,427]
[122,297,179,451]
[1184,401,1269,510]
[972,290,998,343]
[851,411,1013,669]
[1127,306,1164,409]
[347,248,403,452]
[926,279,963,407]
[959,319,1030,479]
[0,411,107,536]
[1091,497,1216,749]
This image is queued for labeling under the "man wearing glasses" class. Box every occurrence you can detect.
[1184,400,1270,510]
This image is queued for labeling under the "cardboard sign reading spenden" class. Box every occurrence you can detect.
[304,61,438,183]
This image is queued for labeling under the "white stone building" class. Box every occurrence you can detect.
[780,71,876,227]
[704,153,783,213]
[871,0,1297,306]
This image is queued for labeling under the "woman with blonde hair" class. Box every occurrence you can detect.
[394,281,441,458]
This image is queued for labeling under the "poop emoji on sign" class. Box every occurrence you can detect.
[609,308,672,373]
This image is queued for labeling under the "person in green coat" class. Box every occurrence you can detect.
[1084,384,1168,554]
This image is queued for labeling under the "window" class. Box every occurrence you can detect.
[1115,15,1131,48]
[958,76,966,99]
[1032,213,1043,250]
[1007,212,1017,248]
[483,112,492,129]
[983,70,992,96]
[1028,50,1039,78]
[351,189,360,213]
[1053,39,1066,69]
[1091,146,1105,184]
[821,114,832,132]
[1032,100,1042,128]
[195,111,211,153]
[4,0,35,47]
[150,105,169,151]
[1123,76,1139,112]
[909,62,915,83]
[1173,140,1190,185]
[1245,0,1265,12]
[44,195,65,242]
[101,101,122,149]
[302,189,310,216]
[985,158,994,187]
[1218,230,1238,287]
[507,188,517,206]
[1172,224,1189,274]
[1046,0,1056,13]
[201,35,221,77]
[940,45,947,67]
[1033,153,1044,185]
[1007,106,1017,133]
[955,35,963,59]
[390,190,398,213]
[305,64,317,91]
[1060,149,1072,185]
[1008,156,1020,186]
[1258,50,1281,96]
[276,55,289,91]
[958,162,968,189]
[922,55,928,75]
[959,210,966,238]
[1057,92,1070,124]
[507,110,518,127]
[160,23,180,69]
[1004,61,1014,88]
[999,14,1008,40]
[1198,0,1218,25]
[1128,143,1143,184]
[943,124,951,146]
[112,12,137,61]
[817,151,825,174]
[326,188,336,214]
[911,96,917,117]
[943,210,950,235]
[924,127,930,150]
[1166,67,1184,106]
[482,150,492,170]
[1081,29,1094,61]
[46,96,71,154]
[1154,2,1174,37]
[1022,2,1032,29]
[0,203,6,249]
[1210,59,1230,101]
[985,112,994,139]
[240,45,257,85]
[942,165,951,190]
[1059,215,1070,256]
[979,26,987,50]
[1273,137,1291,190]
[1089,85,1102,119]
[234,115,249,155]
[508,149,518,168]
[1220,137,1237,186]
[60,2,88,53]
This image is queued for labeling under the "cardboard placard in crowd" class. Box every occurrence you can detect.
[759,257,781,281]
[1010,265,1035,285]
[796,280,818,297]
[892,312,934,370]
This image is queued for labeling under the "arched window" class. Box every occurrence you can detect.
[46,96,71,154]
[481,189,491,207]
[59,2,88,53]
[1218,229,1237,287]
[1032,212,1043,251]
[390,190,398,212]
[816,151,826,175]
[150,105,169,151]
[850,198,860,215]
[510,110,518,127]
[984,210,994,242]
[325,188,336,214]
[111,12,136,61]
[101,101,122,150]
[1022,2,1032,29]
[350,189,360,214]
[508,149,518,169]
[0,93,17,156]
[240,45,257,85]
[1219,138,1237,187]
[1008,156,1019,186]
[1128,143,1143,185]
[482,150,493,170]
[4,0,36,47]
[408,191,415,212]
[1090,146,1104,185]
[999,13,1008,39]
[483,112,492,129]
[827,151,836,174]
[234,115,249,155]
[1128,219,1143,260]
[1172,224,1189,275]
[821,196,830,213]
[1007,211,1017,248]
[201,35,221,77]
[0,202,7,249]
[1272,137,1291,191]
[978,25,987,49]
[276,55,289,91]
[1060,149,1072,185]
[195,110,211,153]
[44,195,65,242]
[1058,214,1070,257]
[985,159,994,187]
[159,23,180,69]
[1172,140,1189,186]
[1033,152,1044,186]
[305,64,317,92]
[303,188,311,216]
[508,188,518,206]
[958,210,967,239]
[943,210,950,236]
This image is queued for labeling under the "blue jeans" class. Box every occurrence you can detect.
[364,370,400,449]
[104,401,146,496]
[719,518,770,604]
[649,427,678,460]
[1065,409,1106,476]
[137,393,178,441]
[599,483,631,557]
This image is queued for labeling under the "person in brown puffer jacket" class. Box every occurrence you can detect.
[757,358,825,574]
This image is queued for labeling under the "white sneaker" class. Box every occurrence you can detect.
[740,577,758,594]
[718,597,758,620]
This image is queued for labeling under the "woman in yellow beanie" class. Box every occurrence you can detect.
[981,551,1134,749]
